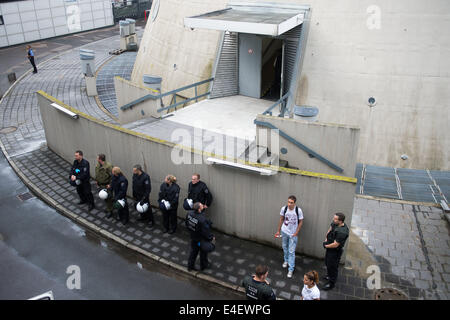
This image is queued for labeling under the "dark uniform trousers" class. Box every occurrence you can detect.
[188,240,209,270]
[325,248,343,284]
[162,208,177,232]
[77,182,94,205]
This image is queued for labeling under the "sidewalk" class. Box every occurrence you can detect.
[0,27,448,300]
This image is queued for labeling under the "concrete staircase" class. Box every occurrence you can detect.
[239,140,288,167]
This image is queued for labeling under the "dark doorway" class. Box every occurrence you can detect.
[261,38,283,101]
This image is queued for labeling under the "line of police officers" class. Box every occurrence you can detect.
[70,151,349,298]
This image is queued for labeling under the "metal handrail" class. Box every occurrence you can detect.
[262,91,290,117]
[254,119,344,173]
[120,77,214,111]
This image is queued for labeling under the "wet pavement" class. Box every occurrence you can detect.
[0,145,242,300]
[0,19,449,300]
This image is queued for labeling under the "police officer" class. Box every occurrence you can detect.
[186,202,214,271]
[108,167,129,224]
[70,150,95,211]
[183,173,213,211]
[242,265,276,300]
[95,154,113,215]
[158,175,180,234]
[322,212,349,291]
[132,164,153,227]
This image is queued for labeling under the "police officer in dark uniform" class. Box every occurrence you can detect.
[242,265,276,300]
[70,150,95,211]
[132,164,153,226]
[186,202,215,271]
[108,167,129,224]
[183,173,213,211]
[322,212,349,291]
[158,175,180,234]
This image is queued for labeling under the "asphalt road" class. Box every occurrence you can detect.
[0,152,242,300]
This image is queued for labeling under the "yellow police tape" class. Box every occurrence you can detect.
[37,90,357,184]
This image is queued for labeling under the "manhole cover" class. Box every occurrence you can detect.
[0,126,17,134]
[17,192,35,202]
[374,288,408,300]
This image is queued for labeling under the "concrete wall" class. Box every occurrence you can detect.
[131,0,450,170]
[114,76,161,124]
[256,114,360,177]
[0,0,114,48]
[37,90,358,259]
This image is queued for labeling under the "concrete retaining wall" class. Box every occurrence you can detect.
[256,114,360,177]
[115,76,161,124]
[37,90,357,259]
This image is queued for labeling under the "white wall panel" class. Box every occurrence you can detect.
[5,23,22,35]
[7,33,25,45]
[0,2,19,15]
[81,21,94,30]
[51,6,65,17]
[39,27,55,39]
[24,30,40,42]
[34,0,50,10]
[38,19,53,30]
[36,9,52,19]
[3,13,21,25]
[18,1,35,12]
[22,21,39,32]
[92,10,104,20]
[94,18,106,28]
[20,11,37,23]
[53,16,67,27]
[0,36,8,47]
[54,25,69,36]
[49,0,64,8]
[0,26,6,36]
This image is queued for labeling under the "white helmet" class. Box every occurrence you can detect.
[136,202,149,213]
[117,199,126,208]
[98,189,108,200]
[163,200,171,210]
[75,179,81,186]
[187,198,193,209]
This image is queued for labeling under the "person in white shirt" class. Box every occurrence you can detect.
[301,270,321,300]
[274,195,304,278]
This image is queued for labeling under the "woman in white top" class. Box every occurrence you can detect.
[300,270,321,300]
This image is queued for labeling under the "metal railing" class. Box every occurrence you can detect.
[262,91,290,117]
[254,119,344,173]
[120,78,214,115]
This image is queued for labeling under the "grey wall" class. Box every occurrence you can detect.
[38,90,358,259]
[115,76,160,124]
[256,114,360,177]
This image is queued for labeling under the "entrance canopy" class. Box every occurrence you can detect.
[184,2,308,36]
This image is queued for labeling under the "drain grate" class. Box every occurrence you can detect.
[17,192,35,202]
[0,126,17,134]
[374,288,408,300]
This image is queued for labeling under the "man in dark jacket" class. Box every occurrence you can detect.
[108,167,129,224]
[186,202,215,272]
[184,173,212,211]
[158,175,180,234]
[132,164,153,226]
[70,150,95,211]
[242,265,276,300]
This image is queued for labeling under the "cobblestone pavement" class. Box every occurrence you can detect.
[0,31,449,300]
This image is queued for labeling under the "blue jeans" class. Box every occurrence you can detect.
[282,230,298,272]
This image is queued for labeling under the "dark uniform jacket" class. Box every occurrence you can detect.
[110,174,128,201]
[186,210,214,243]
[70,159,90,184]
[242,276,276,300]
[187,181,213,206]
[326,222,349,250]
[95,161,113,186]
[132,172,151,203]
[158,182,180,210]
